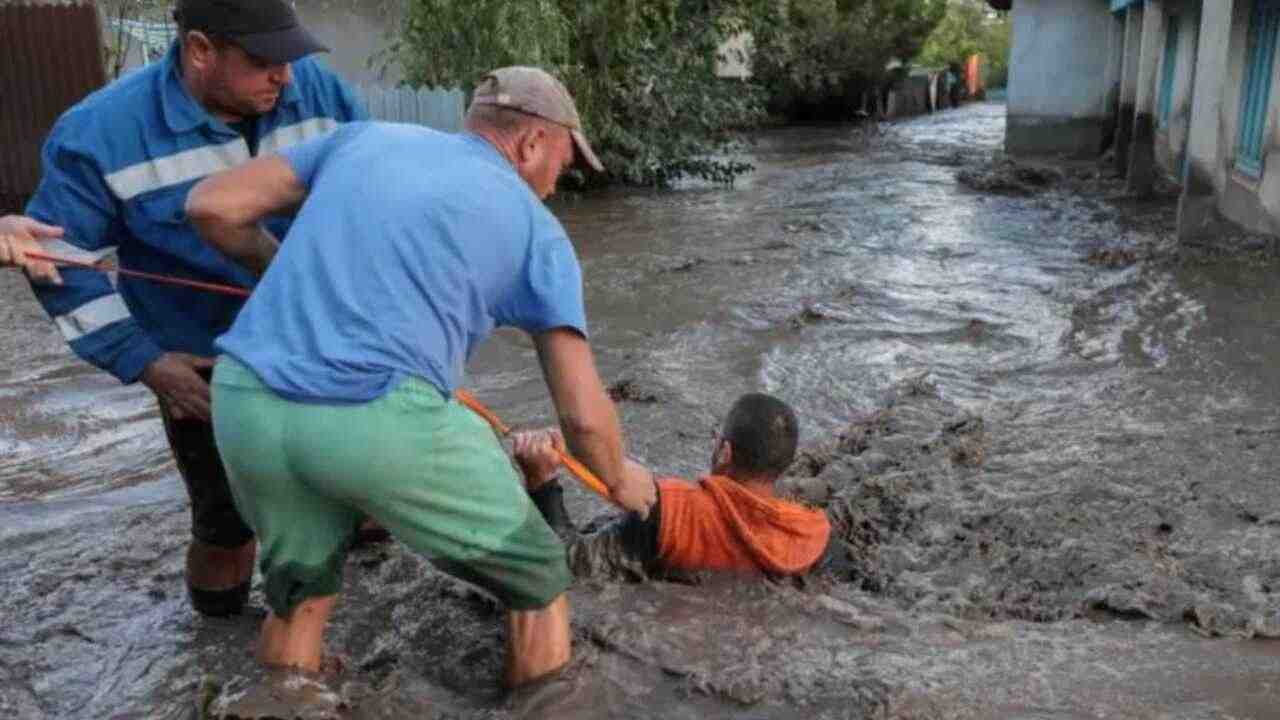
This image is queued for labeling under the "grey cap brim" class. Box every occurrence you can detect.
[234,25,329,65]
[571,128,604,173]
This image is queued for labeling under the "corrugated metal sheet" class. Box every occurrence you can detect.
[0,1,106,212]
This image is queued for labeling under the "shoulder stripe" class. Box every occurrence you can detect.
[54,294,132,342]
[259,118,339,155]
[104,138,249,200]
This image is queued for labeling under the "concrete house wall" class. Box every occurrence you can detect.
[1101,10,1127,157]
[1183,1,1280,237]
[1116,5,1144,172]
[1221,3,1280,235]
[1152,0,1199,174]
[1006,0,1117,156]
[1003,0,1280,239]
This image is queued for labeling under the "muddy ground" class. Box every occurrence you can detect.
[4,103,1280,719]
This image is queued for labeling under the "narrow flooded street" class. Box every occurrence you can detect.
[4,103,1280,718]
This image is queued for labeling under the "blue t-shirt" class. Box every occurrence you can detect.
[215,122,588,403]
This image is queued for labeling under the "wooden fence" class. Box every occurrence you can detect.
[353,84,465,133]
[1,2,105,211]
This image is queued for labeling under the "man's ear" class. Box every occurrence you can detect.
[517,125,548,166]
[183,30,218,73]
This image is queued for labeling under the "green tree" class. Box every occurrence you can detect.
[748,0,947,121]
[982,11,1012,88]
[395,0,764,187]
[917,0,1011,87]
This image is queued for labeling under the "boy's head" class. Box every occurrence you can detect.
[711,393,799,482]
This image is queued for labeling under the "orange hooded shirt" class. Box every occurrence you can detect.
[655,475,830,575]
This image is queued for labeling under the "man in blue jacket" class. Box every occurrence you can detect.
[23,0,366,617]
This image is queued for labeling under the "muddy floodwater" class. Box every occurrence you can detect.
[4,103,1280,719]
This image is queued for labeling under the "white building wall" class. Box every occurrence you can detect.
[1125,0,1166,194]
[1121,6,1144,110]
[1219,1,1255,189]
[1184,3,1233,175]
[1217,2,1280,235]
[1261,43,1280,229]
[1179,0,1280,238]
[1154,0,1200,176]
[1116,6,1145,172]
[1001,0,1279,238]
[1006,0,1116,156]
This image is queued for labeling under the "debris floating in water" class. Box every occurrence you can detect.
[956,159,1062,196]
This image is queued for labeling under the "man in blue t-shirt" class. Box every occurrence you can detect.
[186,67,656,695]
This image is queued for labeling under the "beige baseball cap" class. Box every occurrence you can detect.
[471,66,604,173]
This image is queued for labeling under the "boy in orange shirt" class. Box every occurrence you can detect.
[512,393,830,580]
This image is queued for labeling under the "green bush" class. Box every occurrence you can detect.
[395,0,765,187]
[747,0,946,122]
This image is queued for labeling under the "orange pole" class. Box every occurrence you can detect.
[453,388,616,504]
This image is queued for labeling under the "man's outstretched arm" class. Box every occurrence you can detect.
[512,429,661,581]
[533,328,656,517]
[185,155,305,278]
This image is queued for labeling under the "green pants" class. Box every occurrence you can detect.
[210,356,570,616]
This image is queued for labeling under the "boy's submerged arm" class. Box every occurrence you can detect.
[529,478,662,582]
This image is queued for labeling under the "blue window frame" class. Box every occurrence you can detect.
[1237,1,1280,178]
[1159,15,1180,127]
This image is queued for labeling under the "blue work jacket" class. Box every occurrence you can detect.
[25,42,367,383]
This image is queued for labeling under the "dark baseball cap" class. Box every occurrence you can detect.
[173,0,328,65]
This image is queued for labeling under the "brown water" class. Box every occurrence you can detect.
[4,103,1280,719]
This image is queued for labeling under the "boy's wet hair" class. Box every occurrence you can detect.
[721,393,799,478]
